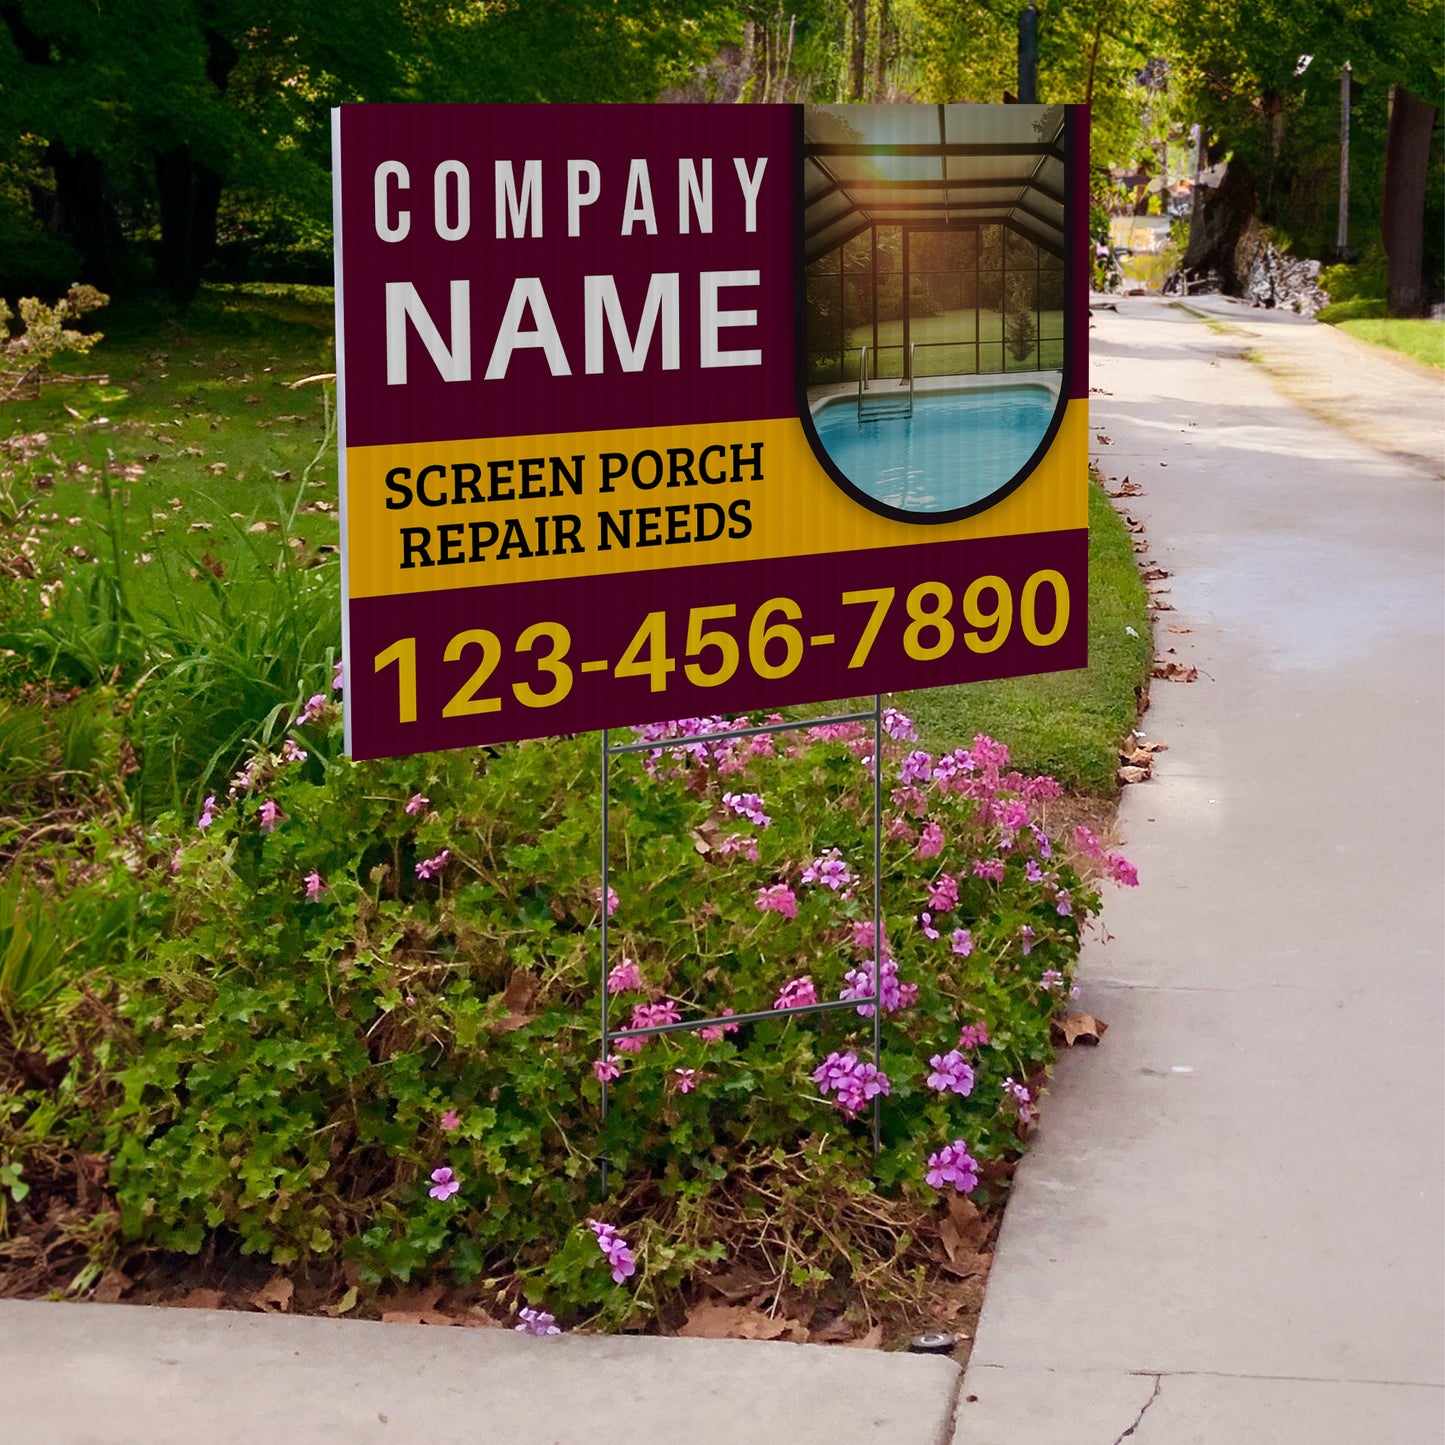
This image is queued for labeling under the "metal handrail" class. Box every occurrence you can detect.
[907,342,915,417]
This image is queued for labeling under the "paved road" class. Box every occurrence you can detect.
[957,298,1445,1442]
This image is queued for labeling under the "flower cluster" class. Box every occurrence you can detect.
[295,693,328,726]
[957,1021,990,1050]
[615,999,682,1052]
[196,795,218,830]
[587,1219,637,1284]
[697,1009,738,1044]
[926,1050,976,1096]
[812,1050,891,1117]
[773,976,817,1010]
[754,883,797,919]
[515,1307,561,1335]
[722,791,770,827]
[415,849,450,881]
[840,957,917,1016]
[925,1140,980,1194]
[1002,1077,1037,1124]
[801,848,853,892]
[607,958,643,993]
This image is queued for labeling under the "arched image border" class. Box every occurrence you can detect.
[791,104,1080,527]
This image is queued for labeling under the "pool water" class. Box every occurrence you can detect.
[811,385,1057,514]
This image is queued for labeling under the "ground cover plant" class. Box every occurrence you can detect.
[0,287,1148,1344]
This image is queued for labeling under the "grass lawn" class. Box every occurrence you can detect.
[2,283,339,634]
[1335,317,1445,369]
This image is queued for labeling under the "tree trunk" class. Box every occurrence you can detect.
[1179,158,1259,294]
[1381,86,1438,317]
[46,144,126,290]
[154,147,223,305]
[849,0,868,101]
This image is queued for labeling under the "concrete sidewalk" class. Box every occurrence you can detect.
[0,1298,962,1444]
[956,299,1445,1442]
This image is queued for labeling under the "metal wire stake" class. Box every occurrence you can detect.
[872,692,883,1160]
[599,727,611,1198]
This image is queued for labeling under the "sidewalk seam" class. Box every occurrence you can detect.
[938,1362,965,1445]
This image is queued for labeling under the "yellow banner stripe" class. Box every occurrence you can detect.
[343,401,1086,600]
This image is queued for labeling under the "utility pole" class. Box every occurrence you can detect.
[1018,5,1038,105]
[1337,62,1351,257]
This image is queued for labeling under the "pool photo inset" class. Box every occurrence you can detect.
[811,382,1057,514]
[801,102,1071,521]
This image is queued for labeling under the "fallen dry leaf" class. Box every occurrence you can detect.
[173,1287,226,1310]
[1118,745,1154,768]
[1054,1012,1108,1047]
[247,519,279,533]
[206,461,229,475]
[1150,597,1176,610]
[489,970,540,1032]
[251,1275,294,1314]
[1166,623,1192,634]
[1141,566,1171,582]
[843,1322,885,1350]
[381,1309,456,1326]
[678,1300,804,1341]
[946,1193,992,1254]
[700,1263,768,1302]
[323,1285,359,1317]
[93,1268,131,1304]
[1151,662,1198,682]
[1117,764,1150,785]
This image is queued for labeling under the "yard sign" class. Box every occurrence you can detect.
[333,103,1089,760]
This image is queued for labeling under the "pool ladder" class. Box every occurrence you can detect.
[857,343,914,423]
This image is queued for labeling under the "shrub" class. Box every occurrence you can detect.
[81,701,1134,1325]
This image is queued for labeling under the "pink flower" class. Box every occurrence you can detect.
[841,958,916,1016]
[1072,825,1105,859]
[957,1022,990,1050]
[587,1219,637,1284]
[802,849,854,892]
[926,1051,976,1096]
[415,848,450,881]
[1107,853,1139,887]
[927,873,959,912]
[1026,859,1044,883]
[428,1166,460,1201]
[1003,1076,1037,1124]
[439,1109,461,1131]
[1041,969,1063,991]
[405,793,429,815]
[1055,890,1073,917]
[925,1140,979,1194]
[919,911,940,941]
[258,799,282,833]
[916,821,944,858]
[773,976,817,1010]
[900,750,934,784]
[881,707,917,741]
[331,659,344,691]
[595,886,619,917]
[972,857,1005,882]
[196,795,218,830]
[593,1055,622,1082]
[950,928,973,957]
[722,791,771,828]
[607,958,643,993]
[303,870,325,902]
[718,833,760,862]
[674,1068,697,1094]
[515,1307,561,1336]
[993,798,1029,831]
[698,1008,738,1043]
[296,693,328,726]
[812,1050,891,1117]
[1019,925,1035,955]
[755,883,797,919]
